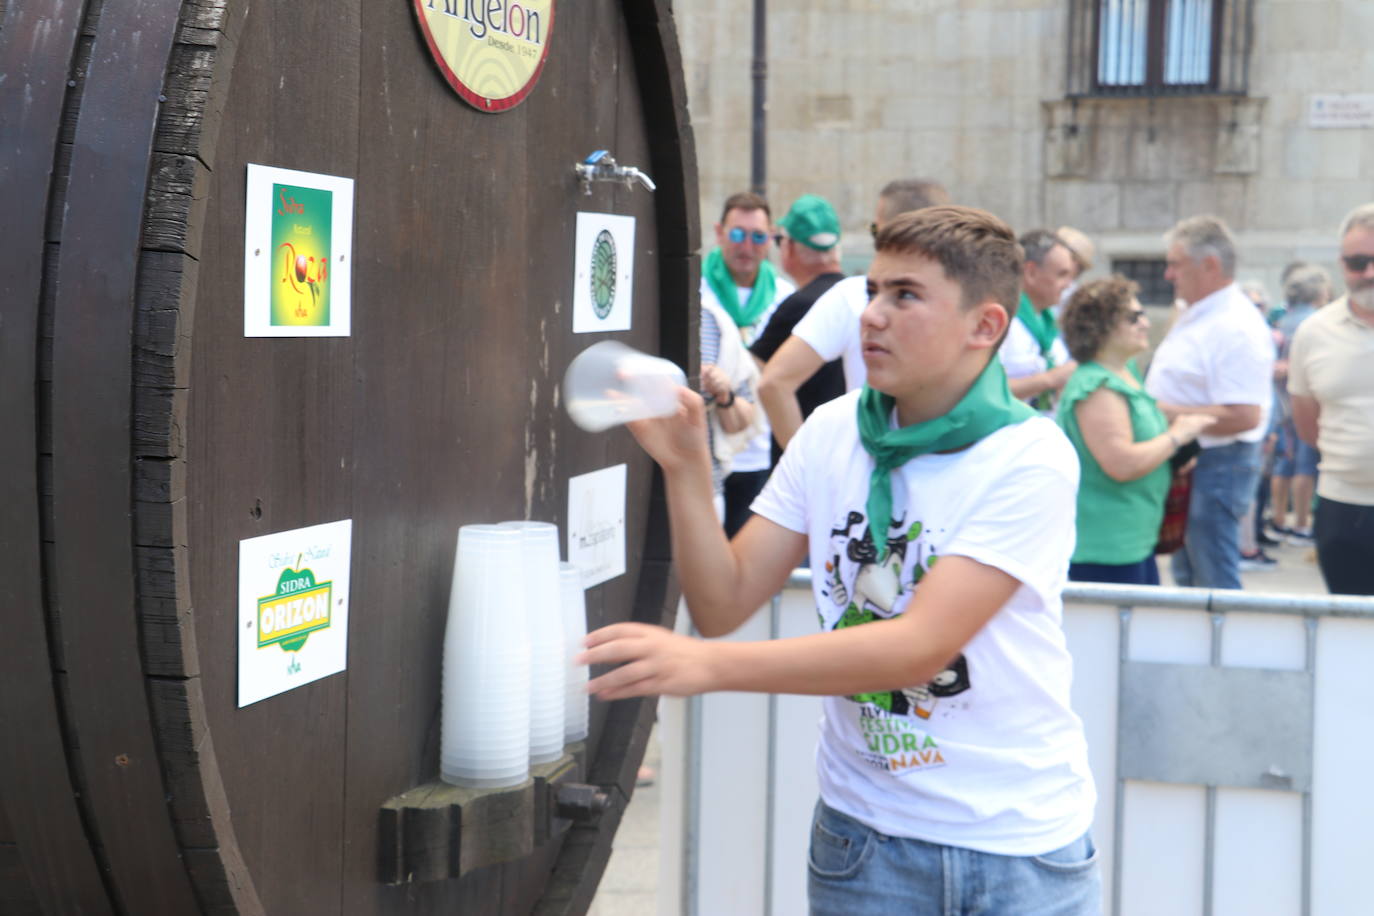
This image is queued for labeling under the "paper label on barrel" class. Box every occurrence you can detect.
[243,164,354,338]
[568,465,626,588]
[238,519,353,707]
[573,213,635,333]
[412,0,556,113]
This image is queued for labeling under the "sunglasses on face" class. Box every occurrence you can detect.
[1126,308,1148,324]
[728,227,771,245]
[870,222,879,239]
[1342,254,1374,273]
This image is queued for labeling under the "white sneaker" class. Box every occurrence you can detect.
[1286,528,1315,546]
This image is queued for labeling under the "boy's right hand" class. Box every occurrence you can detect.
[625,387,710,472]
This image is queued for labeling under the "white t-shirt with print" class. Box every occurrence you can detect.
[700,275,794,472]
[750,391,1095,856]
[792,274,869,391]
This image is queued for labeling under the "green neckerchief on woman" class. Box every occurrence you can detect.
[703,247,778,329]
[1016,292,1061,412]
[857,357,1035,561]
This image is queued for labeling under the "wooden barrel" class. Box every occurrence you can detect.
[0,0,697,912]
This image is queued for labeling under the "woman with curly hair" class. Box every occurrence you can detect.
[1058,277,1216,584]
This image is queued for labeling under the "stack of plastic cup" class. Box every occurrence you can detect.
[560,562,590,743]
[440,524,531,788]
[499,520,566,765]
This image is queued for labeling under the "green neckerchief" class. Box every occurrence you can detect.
[857,358,1035,560]
[1016,292,1060,411]
[703,247,778,329]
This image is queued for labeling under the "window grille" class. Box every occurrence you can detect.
[1067,0,1255,97]
[1112,258,1174,306]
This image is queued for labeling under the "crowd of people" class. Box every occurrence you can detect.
[692,184,1374,598]
[577,193,1374,914]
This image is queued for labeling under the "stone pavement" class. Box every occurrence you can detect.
[587,727,662,916]
[588,531,1330,915]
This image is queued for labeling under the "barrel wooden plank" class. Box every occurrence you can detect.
[339,0,542,908]
[182,0,362,911]
[48,0,206,912]
[622,0,702,264]
[125,6,276,909]
[0,0,119,910]
[0,841,43,916]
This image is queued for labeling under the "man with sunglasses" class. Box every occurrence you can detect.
[1145,215,1274,590]
[1286,204,1374,595]
[702,191,795,536]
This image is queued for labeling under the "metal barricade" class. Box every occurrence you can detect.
[706,571,1374,916]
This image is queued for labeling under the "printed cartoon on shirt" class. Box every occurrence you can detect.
[820,506,971,774]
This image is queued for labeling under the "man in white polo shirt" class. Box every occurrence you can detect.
[757,179,950,449]
[1288,203,1374,595]
[1146,215,1274,590]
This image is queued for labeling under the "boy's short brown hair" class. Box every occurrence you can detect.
[873,205,1024,313]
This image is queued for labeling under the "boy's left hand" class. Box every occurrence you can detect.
[578,623,719,700]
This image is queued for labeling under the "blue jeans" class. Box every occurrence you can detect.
[1172,440,1262,590]
[1272,423,1319,478]
[807,801,1102,916]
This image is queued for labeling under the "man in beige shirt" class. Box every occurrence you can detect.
[1288,203,1374,595]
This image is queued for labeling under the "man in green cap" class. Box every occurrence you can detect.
[701,191,796,536]
[750,194,847,464]
[580,206,1099,915]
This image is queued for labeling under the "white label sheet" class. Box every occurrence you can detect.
[567,464,627,587]
[572,212,635,333]
[243,163,355,337]
[238,519,353,707]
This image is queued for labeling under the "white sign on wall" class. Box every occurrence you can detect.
[238,519,353,707]
[1309,94,1374,129]
[567,464,627,588]
[573,212,635,333]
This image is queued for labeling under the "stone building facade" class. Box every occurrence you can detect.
[678,0,1374,300]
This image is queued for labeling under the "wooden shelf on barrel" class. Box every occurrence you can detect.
[379,743,610,885]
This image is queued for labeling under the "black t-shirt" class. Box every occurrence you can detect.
[750,272,848,464]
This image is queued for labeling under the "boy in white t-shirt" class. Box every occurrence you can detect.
[580,206,1099,915]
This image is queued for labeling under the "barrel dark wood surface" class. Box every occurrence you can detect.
[0,0,697,912]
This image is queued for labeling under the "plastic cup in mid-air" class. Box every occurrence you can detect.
[564,340,687,432]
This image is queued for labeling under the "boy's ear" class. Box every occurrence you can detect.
[968,300,1009,350]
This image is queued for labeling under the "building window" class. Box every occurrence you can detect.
[1067,0,1255,97]
[1112,258,1174,306]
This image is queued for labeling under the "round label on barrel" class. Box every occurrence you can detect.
[590,229,617,319]
[412,0,556,112]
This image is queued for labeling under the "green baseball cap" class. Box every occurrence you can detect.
[778,194,841,251]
